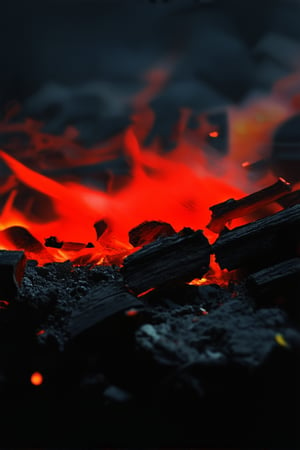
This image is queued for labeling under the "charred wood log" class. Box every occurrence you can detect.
[68,281,143,339]
[44,236,94,250]
[212,204,300,271]
[2,226,44,253]
[44,236,63,248]
[128,220,176,247]
[0,250,26,299]
[122,228,211,295]
[207,178,292,233]
[246,257,300,299]
[277,189,300,208]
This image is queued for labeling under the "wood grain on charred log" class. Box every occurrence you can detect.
[207,178,292,233]
[122,228,211,295]
[128,220,175,247]
[212,204,300,271]
[246,257,300,298]
[69,281,143,339]
[0,250,26,299]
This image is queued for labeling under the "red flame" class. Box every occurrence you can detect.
[0,66,299,282]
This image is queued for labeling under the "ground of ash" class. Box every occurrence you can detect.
[6,260,299,445]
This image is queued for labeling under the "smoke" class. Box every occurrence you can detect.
[1,0,300,158]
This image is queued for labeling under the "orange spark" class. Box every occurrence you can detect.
[30,371,43,386]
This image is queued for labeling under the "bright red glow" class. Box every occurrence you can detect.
[30,371,43,386]
[125,309,139,317]
[241,161,250,168]
[0,300,9,305]
[0,66,298,284]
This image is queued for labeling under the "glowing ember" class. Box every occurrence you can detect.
[36,329,45,336]
[241,161,251,168]
[0,300,9,305]
[30,371,43,386]
[188,277,208,286]
[208,130,219,138]
[125,309,139,317]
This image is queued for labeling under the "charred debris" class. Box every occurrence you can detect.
[0,181,299,445]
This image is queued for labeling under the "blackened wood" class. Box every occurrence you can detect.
[207,178,292,233]
[94,219,108,240]
[122,228,211,295]
[0,250,26,299]
[277,190,300,208]
[246,257,300,298]
[129,220,176,247]
[45,236,94,250]
[69,281,143,339]
[1,226,52,261]
[212,204,300,271]
[45,236,63,248]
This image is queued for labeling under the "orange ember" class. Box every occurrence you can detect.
[125,308,139,317]
[30,371,43,386]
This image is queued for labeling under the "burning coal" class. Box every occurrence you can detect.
[0,66,299,275]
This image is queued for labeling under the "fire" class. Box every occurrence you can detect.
[0,66,298,282]
[188,277,208,286]
[30,371,43,386]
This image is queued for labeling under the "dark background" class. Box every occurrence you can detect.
[1,0,300,109]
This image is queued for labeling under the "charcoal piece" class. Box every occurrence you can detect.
[246,257,300,298]
[212,204,300,271]
[128,220,176,247]
[2,226,45,253]
[61,242,87,251]
[94,219,108,240]
[44,236,63,248]
[207,178,292,233]
[69,281,143,339]
[0,250,26,299]
[277,189,300,208]
[122,228,211,295]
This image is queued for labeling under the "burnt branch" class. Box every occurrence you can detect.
[277,189,300,209]
[207,178,292,233]
[122,228,211,295]
[212,204,300,271]
[69,281,143,339]
[246,257,300,298]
